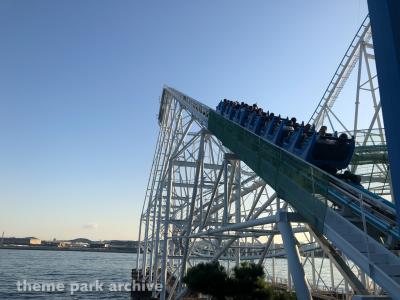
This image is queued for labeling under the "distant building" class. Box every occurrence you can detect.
[58,241,71,248]
[108,240,137,248]
[2,237,41,246]
[41,240,59,247]
[90,242,109,248]
[70,242,89,248]
[29,238,41,245]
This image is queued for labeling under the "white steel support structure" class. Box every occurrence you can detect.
[309,16,390,198]
[135,88,390,299]
[135,15,399,300]
[277,211,312,300]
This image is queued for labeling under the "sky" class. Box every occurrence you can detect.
[0,0,368,240]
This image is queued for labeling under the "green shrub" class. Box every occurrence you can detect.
[272,290,297,300]
[228,262,271,300]
[183,261,228,300]
[184,261,296,300]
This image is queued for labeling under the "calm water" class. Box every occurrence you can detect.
[0,249,348,299]
[0,249,137,299]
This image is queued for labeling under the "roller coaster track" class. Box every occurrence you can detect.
[308,16,372,129]
[136,12,400,299]
[135,86,400,300]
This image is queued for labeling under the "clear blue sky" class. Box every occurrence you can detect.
[0,1,368,240]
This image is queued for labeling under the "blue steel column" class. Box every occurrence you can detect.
[367,0,400,228]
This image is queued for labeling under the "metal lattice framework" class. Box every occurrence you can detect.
[135,16,399,300]
[309,16,390,198]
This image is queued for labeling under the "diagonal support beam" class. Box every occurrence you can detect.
[178,130,206,291]
[307,225,369,295]
[277,211,312,300]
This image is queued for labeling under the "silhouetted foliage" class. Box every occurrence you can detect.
[271,290,297,300]
[229,262,270,300]
[184,261,296,300]
[183,261,228,300]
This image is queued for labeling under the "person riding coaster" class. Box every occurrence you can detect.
[216,99,360,185]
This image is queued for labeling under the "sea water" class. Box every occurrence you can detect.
[0,249,136,299]
[0,249,348,299]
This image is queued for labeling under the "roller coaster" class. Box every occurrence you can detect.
[135,2,400,300]
[216,100,357,179]
[215,99,397,233]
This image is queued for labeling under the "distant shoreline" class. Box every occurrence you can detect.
[0,245,137,254]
